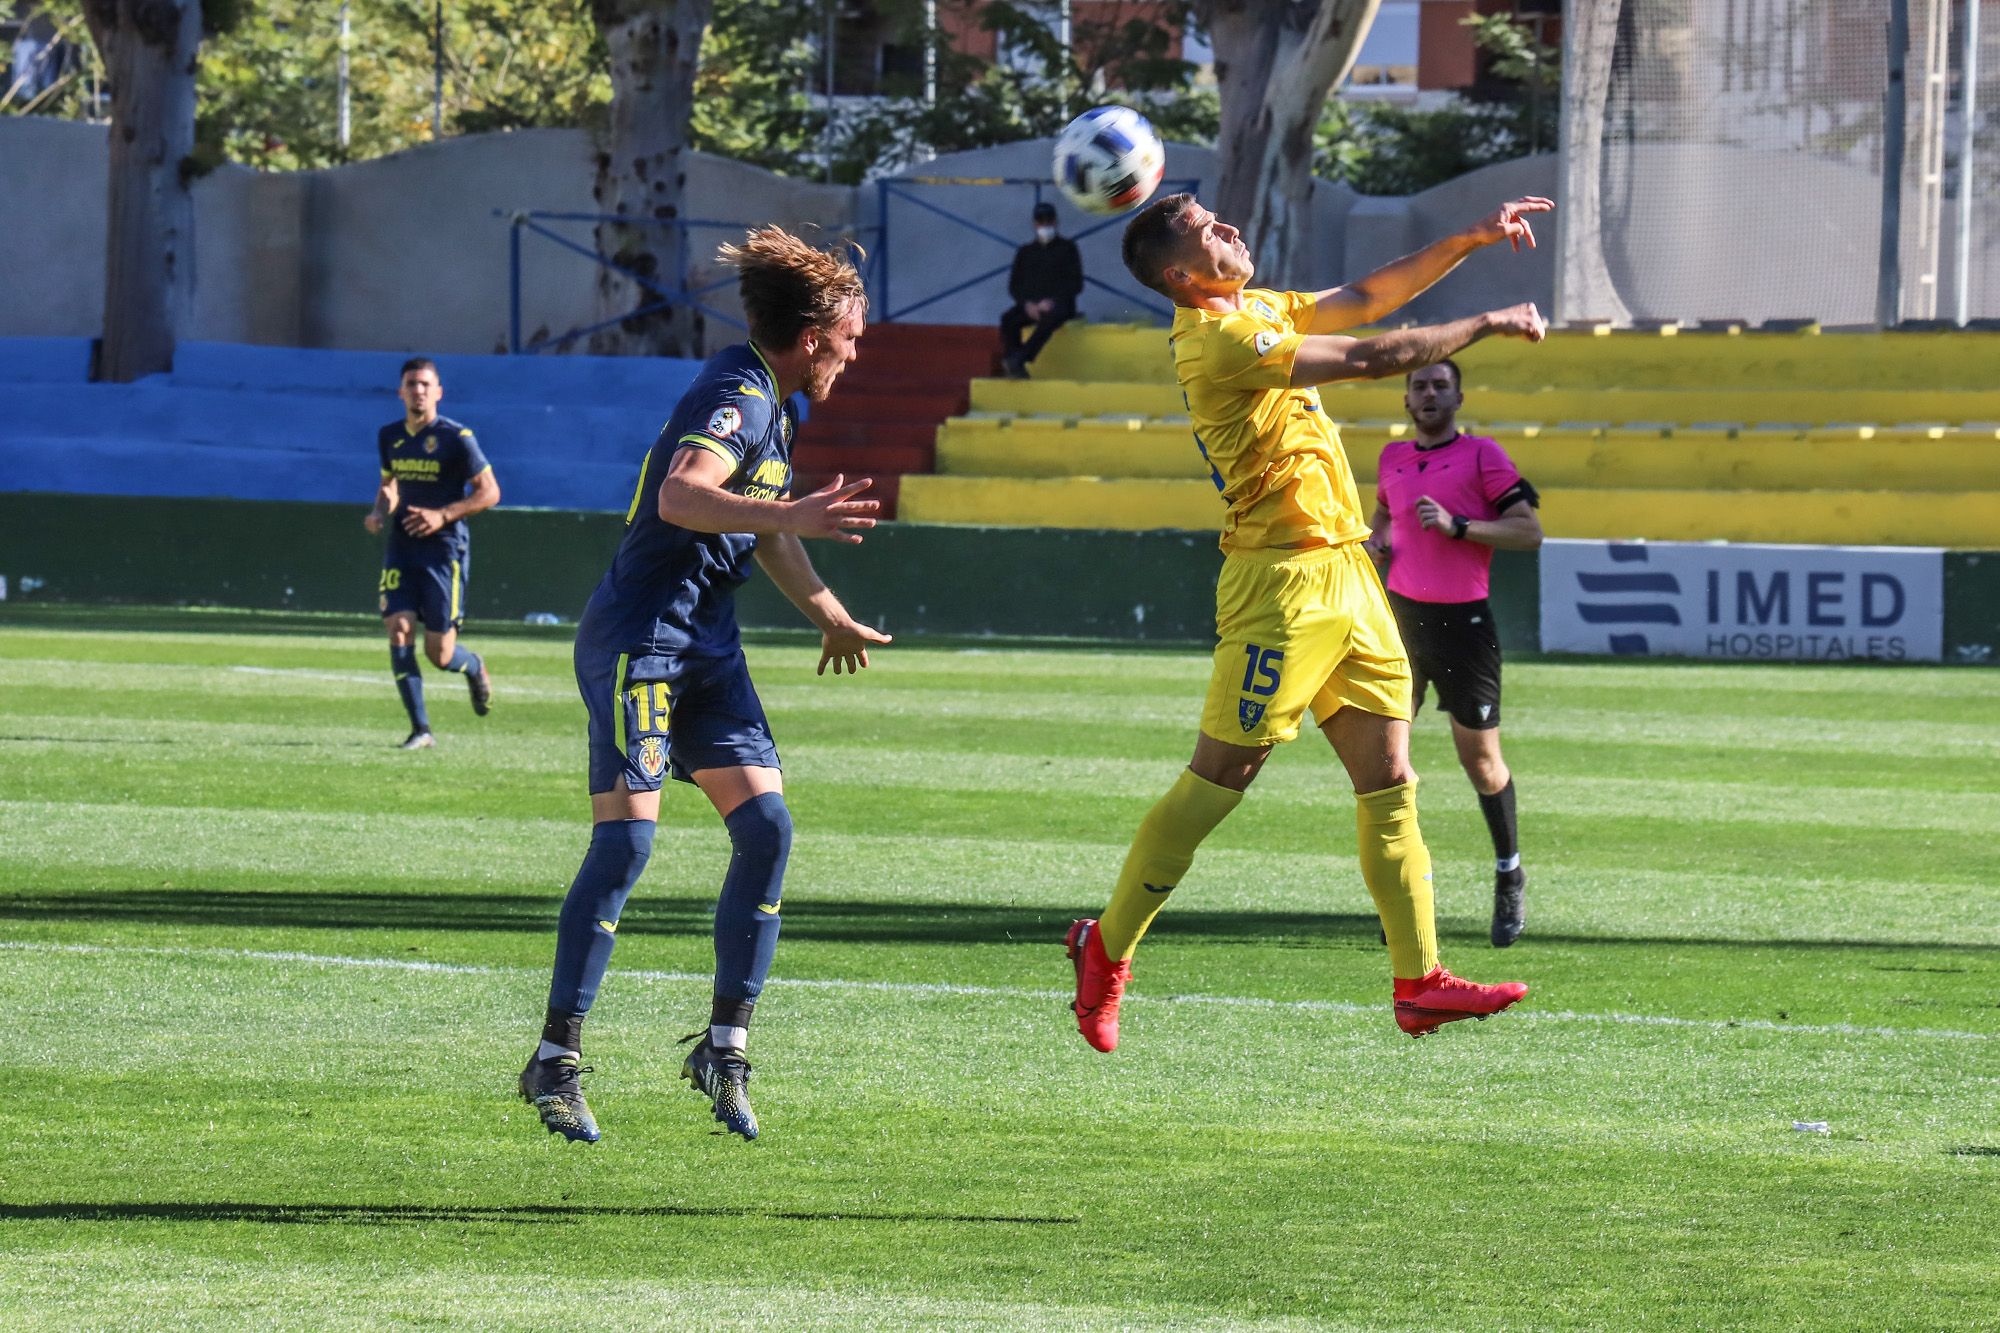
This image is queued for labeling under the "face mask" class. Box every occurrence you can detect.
[1035,226,1056,242]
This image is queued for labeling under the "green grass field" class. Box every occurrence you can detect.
[0,606,1995,1330]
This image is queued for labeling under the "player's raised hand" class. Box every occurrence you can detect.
[817,617,893,676]
[1485,302,1548,343]
[791,474,880,543]
[1473,197,1554,253]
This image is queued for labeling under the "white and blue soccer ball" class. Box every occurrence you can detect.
[1053,106,1166,216]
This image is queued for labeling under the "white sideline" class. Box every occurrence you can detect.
[2,939,1992,1043]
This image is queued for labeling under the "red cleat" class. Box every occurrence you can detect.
[1066,919,1131,1052]
[1393,966,1528,1038]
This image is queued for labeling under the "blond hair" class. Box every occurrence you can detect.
[716,225,868,351]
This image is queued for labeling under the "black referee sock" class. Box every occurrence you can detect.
[1478,778,1520,872]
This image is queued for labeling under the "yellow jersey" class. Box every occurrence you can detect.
[1169,288,1368,553]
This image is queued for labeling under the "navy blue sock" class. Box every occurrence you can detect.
[390,644,428,732]
[713,793,792,1006]
[441,645,482,675]
[546,819,656,1019]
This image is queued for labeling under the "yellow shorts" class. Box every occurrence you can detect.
[1199,542,1413,746]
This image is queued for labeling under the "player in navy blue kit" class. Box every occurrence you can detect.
[364,357,500,748]
[520,227,888,1143]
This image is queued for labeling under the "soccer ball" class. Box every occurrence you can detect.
[1053,106,1166,216]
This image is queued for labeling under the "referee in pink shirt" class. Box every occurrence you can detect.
[1364,359,1544,947]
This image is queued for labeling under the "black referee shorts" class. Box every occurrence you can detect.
[1386,591,1504,731]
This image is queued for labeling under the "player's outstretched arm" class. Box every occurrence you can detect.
[1290,303,1546,388]
[753,532,894,676]
[658,449,880,541]
[1305,197,1554,333]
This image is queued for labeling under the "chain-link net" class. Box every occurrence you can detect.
[1560,0,2000,326]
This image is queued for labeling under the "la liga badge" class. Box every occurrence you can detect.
[707,406,742,438]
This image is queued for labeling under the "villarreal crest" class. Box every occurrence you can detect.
[637,734,667,780]
[1238,699,1266,732]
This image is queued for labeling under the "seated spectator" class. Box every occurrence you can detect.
[1000,202,1082,379]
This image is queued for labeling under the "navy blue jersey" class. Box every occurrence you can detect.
[579,344,798,659]
[378,415,491,557]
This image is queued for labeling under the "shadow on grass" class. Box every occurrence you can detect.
[0,1200,1075,1227]
[0,734,382,749]
[0,887,1994,955]
[0,604,1202,655]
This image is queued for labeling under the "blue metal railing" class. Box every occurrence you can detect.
[499,210,881,354]
[872,175,1197,323]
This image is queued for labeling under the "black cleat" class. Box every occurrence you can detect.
[519,1052,601,1142]
[468,660,493,716]
[398,729,435,750]
[679,1032,758,1140]
[1492,867,1527,948]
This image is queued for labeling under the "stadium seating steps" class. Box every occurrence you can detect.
[0,338,703,513]
[897,323,2000,547]
[8,324,1997,545]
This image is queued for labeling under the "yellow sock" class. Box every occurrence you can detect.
[1355,780,1440,980]
[1098,768,1244,961]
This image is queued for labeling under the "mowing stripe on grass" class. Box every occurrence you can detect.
[5,939,1991,1043]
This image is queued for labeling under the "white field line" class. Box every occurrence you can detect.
[227,665,580,702]
[2,939,1992,1044]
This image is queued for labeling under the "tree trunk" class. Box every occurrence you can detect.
[83,0,202,382]
[1554,0,1633,325]
[590,0,709,357]
[1207,0,1380,283]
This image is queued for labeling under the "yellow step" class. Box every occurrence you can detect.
[896,475,2000,548]
[968,378,2000,426]
[935,420,2000,490]
[1029,324,2000,392]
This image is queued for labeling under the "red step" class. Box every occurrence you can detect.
[794,323,992,519]
[794,470,901,514]
[808,387,967,423]
[795,420,937,453]
[792,441,934,474]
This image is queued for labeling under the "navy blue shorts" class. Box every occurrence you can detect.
[575,643,781,794]
[380,548,469,633]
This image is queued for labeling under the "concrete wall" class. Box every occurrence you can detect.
[862,137,1362,326]
[2,114,1552,350]
[1345,152,1560,324]
[0,121,851,354]
[2,118,108,339]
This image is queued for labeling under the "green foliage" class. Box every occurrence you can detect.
[1316,98,1531,197]
[197,0,607,170]
[1,2,102,120]
[821,0,1206,185]
[1462,11,1558,95]
[9,0,1541,195]
[688,0,821,177]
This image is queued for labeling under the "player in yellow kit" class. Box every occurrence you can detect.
[1067,192,1551,1048]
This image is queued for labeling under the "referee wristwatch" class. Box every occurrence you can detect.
[1449,514,1470,540]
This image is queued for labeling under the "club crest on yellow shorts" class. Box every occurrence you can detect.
[637,734,667,780]
[1199,543,1413,746]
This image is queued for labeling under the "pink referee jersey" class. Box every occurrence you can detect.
[1375,433,1526,603]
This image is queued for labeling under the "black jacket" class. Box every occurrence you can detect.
[1009,236,1084,305]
